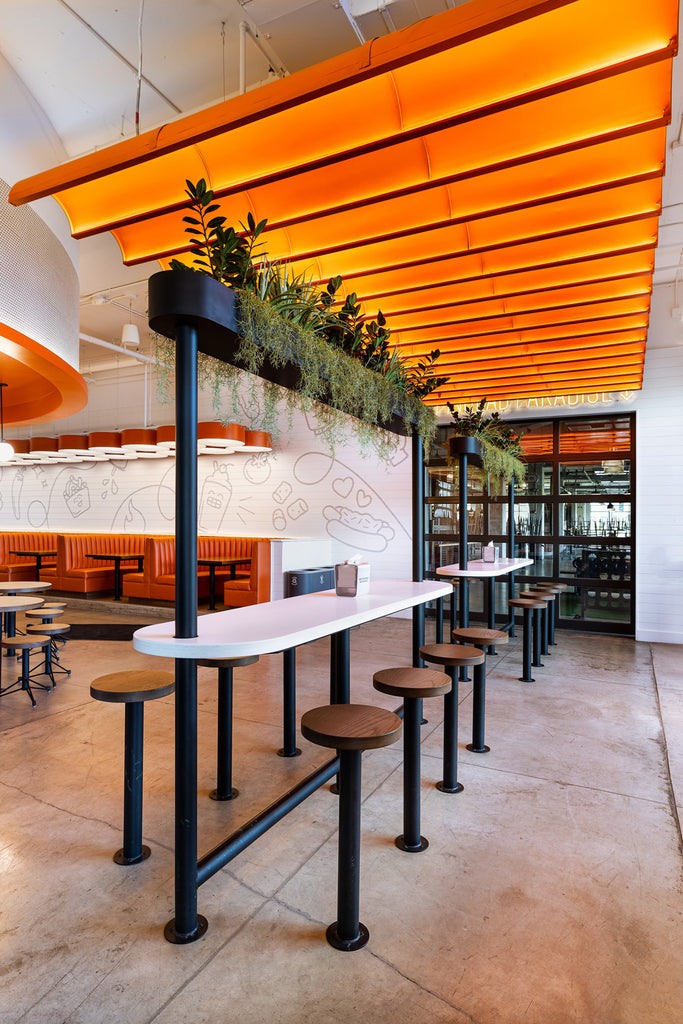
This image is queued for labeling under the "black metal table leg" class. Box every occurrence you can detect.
[278,648,301,757]
[210,665,238,800]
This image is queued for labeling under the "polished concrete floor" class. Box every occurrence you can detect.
[0,600,681,1024]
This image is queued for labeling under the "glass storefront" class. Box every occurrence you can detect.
[426,412,635,634]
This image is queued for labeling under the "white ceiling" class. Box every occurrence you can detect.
[2,0,682,375]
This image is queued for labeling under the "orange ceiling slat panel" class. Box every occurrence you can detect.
[9,0,678,405]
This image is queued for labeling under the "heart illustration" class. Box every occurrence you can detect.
[332,476,353,498]
[356,489,371,508]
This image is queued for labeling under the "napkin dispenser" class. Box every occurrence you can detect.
[482,542,499,563]
[335,559,370,597]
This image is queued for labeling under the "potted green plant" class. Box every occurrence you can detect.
[446,398,525,485]
[152,178,450,459]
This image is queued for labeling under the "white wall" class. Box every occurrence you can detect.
[0,367,414,585]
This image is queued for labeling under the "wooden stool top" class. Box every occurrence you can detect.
[525,589,556,601]
[509,597,545,609]
[24,609,63,619]
[420,643,485,667]
[26,623,70,635]
[90,670,175,704]
[196,655,259,669]
[0,596,44,613]
[373,666,451,699]
[530,584,563,594]
[2,635,50,650]
[451,626,509,647]
[301,704,402,751]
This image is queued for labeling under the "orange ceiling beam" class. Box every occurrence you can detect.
[8,0,678,406]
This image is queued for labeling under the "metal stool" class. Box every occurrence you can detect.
[90,670,175,865]
[508,597,545,682]
[301,703,402,951]
[530,584,565,644]
[26,621,71,685]
[451,626,509,753]
[523,589,556,654]
[0,635,52,707]
[25,608,71,678]
[373,667,451,852]
[419,643,485,793]
[196,655,259,800]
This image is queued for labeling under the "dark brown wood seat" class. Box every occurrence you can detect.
[301,704,402,951]
[90,670,175,865]
[196,655,259,801]
[373,667,450,853]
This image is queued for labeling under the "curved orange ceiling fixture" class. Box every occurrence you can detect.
[0,324,88,426]
[8,0,679,405]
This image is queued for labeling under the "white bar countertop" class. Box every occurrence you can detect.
[133,579,452,659]
[436,557,534,579]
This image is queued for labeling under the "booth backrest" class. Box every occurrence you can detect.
[56,532,149,575]
[0,532,61,563]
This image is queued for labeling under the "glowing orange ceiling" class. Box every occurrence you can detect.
[10,0,679,406]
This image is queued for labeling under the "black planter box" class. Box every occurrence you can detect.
[148,269,418,437]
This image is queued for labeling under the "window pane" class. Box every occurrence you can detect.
[559,502,631,537]
[517,461,553,496]
[559,586,632,625]
[559,460,630,496]
[513,542,554,578]
[514,502,552,536]
[426,540,482,573]
[519,420,553,457]
[559,416,631,453]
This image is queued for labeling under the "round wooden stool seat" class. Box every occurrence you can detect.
[302,704,402,751]
[523,589,554,600]
[419,642,484,667]
[2,635,50,650]
[25,608,63,620]
[373,666,450,699]
[196,655,258,669]
[26,622,70,635]
[508,597,545,609]
[90,670,175,704]
[451,626,509,647]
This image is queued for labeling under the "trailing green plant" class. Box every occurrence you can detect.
[167,178,449,405]
[447,398,525,485]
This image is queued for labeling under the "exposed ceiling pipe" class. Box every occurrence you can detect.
[55,0,181,114]
[79,331,164,366]
[337,1,366,44]
[238,21,287,94]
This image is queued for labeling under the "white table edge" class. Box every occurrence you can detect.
[133,579,452,659]
[436,557,534,578]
